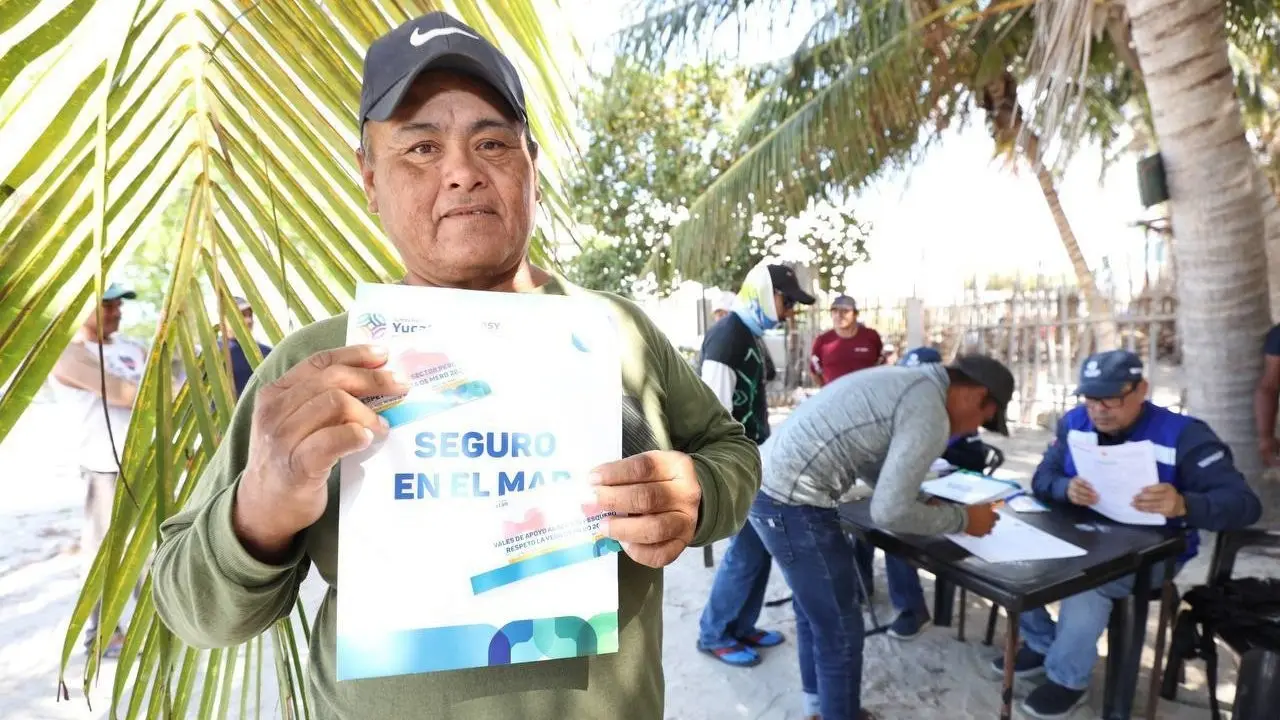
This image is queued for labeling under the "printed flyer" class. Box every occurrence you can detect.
[336,282,622,681]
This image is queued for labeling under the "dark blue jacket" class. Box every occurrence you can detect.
[942,432,988,474]
[225,340,272,398]
[1033,402,1262,562]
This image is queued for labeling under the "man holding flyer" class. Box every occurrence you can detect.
[994,350,1261,719]
[151,11,760,720]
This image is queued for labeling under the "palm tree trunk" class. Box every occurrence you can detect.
[1127,0,1274,517]
[1031,162,1120,352]
[1258,171,1280,321]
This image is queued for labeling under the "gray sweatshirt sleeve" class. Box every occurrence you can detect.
[868,383,969,535]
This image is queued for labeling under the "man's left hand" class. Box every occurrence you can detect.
[592,451,702,568]
[1132,483,1187,518]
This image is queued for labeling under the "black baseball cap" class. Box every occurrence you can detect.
[359,12,527,129]
[767,265,816,306]
[1075,350,1144,398]
[947,354,1015,435]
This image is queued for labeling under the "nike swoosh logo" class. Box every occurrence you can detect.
[409,26,478,47]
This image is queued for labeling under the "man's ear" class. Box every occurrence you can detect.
[356,146,378,215]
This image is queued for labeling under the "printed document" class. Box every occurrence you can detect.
[921,471,1021,505]
[946,510,1087,563]
[336,283,622,680]
[1065,436,1166,526]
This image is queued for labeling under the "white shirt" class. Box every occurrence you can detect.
[54,337,147,473]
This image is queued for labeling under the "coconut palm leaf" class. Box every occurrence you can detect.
[0,1,576,716]
[647,0,945,275]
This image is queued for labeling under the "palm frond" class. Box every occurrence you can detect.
[1019,0,1096,169]
[617,0,834,67]
[0,0,578,715]
[665,0,941,276]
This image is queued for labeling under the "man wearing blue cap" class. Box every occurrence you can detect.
[52,282,148,657]
[993,350,1262,718]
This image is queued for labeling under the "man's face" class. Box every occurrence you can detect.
[1084,380,1147,433]
[358,71,538,287]
[948,384,996,436]
[241,308,255,333]
[84,298,123,340]
[773,292,797,322]
[831,306,857,331]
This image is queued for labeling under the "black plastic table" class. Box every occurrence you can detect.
[839,500,1185,720]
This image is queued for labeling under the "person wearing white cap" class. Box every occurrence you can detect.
[51,282,148,658]
[710,290,737,324]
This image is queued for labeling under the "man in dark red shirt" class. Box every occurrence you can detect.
[810,295,884,386]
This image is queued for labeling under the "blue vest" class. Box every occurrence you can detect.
[1061,402,1200,562]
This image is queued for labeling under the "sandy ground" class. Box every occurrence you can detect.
[2,400,1276,719]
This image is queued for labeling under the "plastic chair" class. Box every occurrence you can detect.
[1160,529,1280,720]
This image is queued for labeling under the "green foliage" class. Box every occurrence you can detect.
[563,57,753,296]
[564,57,870,295]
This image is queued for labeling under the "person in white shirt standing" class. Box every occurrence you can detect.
[52,282,148,658]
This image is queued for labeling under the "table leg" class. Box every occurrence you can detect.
[1103,565,1154,720]
[958,587,968,642]
[702,544,714,568]
[934,578,955,628]
[1145,559,1177,720]
[1000,613,1020,720]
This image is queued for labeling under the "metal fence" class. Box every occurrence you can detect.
[777,287,1185,428]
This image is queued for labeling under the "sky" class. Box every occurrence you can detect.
[561,0,1168,304]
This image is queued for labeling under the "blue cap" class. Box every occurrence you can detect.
[1075,350,1144,397]
[102,283,137,301]
[898,346,942,367]
[830,295,858,311]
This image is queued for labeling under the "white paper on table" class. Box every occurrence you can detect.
[1006,495,1049,513]
[929,458,955,474]
[945,510,1087,563]
[1065,436,1166,526]
[920,472,1021,505]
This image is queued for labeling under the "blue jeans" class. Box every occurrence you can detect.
[853,536,875,597]
[698,516,772,649]
[885,554,929,617]
[751,493,865,720]
[1019,563,1180,690]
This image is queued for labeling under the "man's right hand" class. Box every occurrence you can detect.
[1066,477,1099,506]
[963,503,999,537]
[233,345,408,562]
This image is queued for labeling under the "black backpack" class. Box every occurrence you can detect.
[1167,577,1280,718]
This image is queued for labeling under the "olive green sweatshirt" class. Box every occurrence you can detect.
[150,275,761,719]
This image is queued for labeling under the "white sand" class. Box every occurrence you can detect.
[2,402,1272,719]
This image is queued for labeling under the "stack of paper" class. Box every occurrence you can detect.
[945,510,1087,563]
[921,471,1022,505]
[1065,436,1166,526]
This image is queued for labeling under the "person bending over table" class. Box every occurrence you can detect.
[882,346,993,640]
[751,354,1015,720]
[993,350,1262,719]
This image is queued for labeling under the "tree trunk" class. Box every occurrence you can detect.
[1259,172,1280,321]
[1127,0,1275,520]
[1031,162,1121,352]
